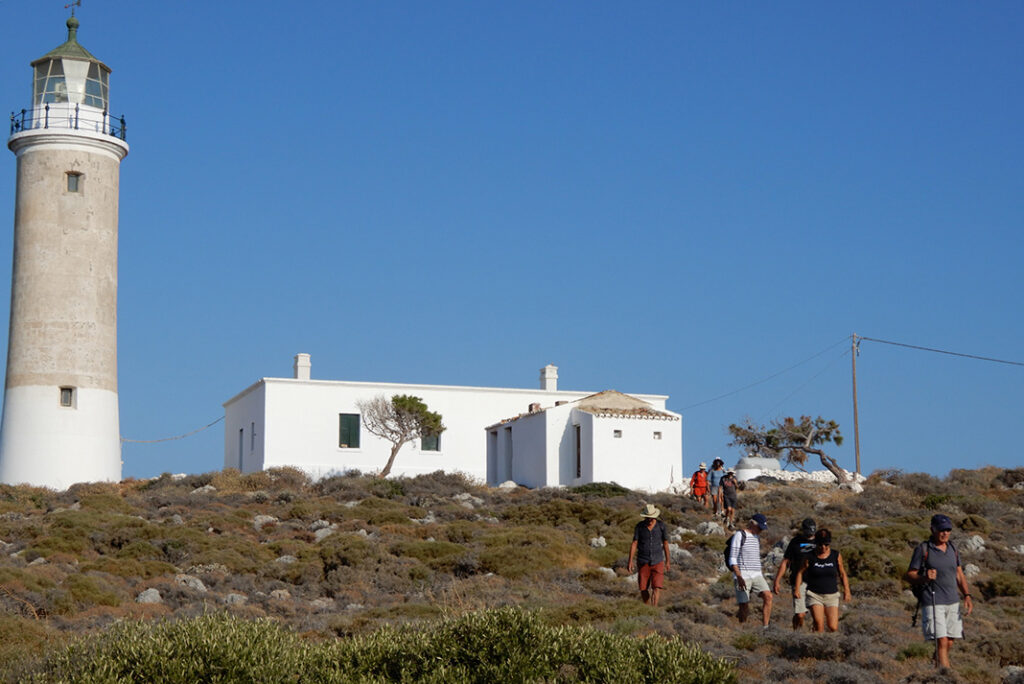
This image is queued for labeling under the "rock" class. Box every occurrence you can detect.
[314,528,334,543]
[412,512,438,525]
[849,524,869,531]
[764,547,784,571]
[175,574,208,593]
[253,515,278,531]
[223,593,247,605]
[310,520,332,531]
[343,500,361,508]
[595,567,617,580]
[963,563,981,578]
[453,492,484,509]
[275,555,298,565]
[960,535,986,553]
[1003,665,1024,684]
[356,529,369,537]
[166,514,184,525]
[269,589,291,600]
[496,480,518,490]
[310,598,335,611]
[28,557,46,566]
[589,536,607,548]
[696,521,726,536]
[1010,545,1024,555]
[839,481,864,494]
[136,588,162,604]
[187,563,229,575]
[668,543,692,562]
[190,485,216,496]
[1013,482,1024,491]
[624,573,638,583]
[813,501,828,511]
[476,515,500,524]
[345,603,364,611]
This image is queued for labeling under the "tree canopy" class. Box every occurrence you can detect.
[357,394,445,478]
[727,415,850,482]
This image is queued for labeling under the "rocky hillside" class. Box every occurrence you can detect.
[1,467,1023,682]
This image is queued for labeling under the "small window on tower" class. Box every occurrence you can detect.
[66,172,82,193]
[59,387,75,408]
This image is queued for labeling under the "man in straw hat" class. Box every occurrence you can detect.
[628,504,671,606]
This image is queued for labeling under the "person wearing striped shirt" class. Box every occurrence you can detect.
[728,513,772,627]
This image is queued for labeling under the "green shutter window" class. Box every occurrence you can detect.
[339,413,360,448]
[422,433,440,451]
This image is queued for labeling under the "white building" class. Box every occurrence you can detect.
[223,355,680,485]
[485,390,682,491]
[0,16,129,489]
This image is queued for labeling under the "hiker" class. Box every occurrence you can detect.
[720,468,739,529]
[793,528,851,632]
[904,514,973,670]
[689,462,709,509]
[772,517,818,630]
[727,513,772,627]
[628,504,670,607]
[708,458,726,517]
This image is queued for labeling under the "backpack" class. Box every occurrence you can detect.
[724,530,747,567]
[910,540,960,625]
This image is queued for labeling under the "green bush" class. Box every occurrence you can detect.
[978,572,1024,599]
[31,609,736,683]
[571,482,633,497]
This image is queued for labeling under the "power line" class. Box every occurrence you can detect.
[121,416,224,444]
[761,347,851,419]
[679,336,850,411]
[858,336,1024,368]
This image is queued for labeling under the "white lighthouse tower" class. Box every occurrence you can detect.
[0,15,128,489]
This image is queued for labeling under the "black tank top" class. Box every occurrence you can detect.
[804,549,839,594]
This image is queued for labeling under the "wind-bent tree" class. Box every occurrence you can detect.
[727,415,850,483]
[357,394,445,478]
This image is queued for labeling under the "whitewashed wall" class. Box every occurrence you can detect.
[588,412,682,492]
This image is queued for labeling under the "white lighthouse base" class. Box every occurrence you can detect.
[0,386,121,489]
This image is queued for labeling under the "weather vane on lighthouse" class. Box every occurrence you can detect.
[65,0,82,16]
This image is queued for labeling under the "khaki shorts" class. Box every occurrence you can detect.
[734,574,770,604]
[792,582,808,614]
[922,602,963,640]
[806,590,840,608]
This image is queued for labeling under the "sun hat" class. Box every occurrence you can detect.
[699,462,707,470]
[801,518,817,535]
[641,504,661,519]
[727,468,735,474]
[930,514,953,531]
[751,513,768,530]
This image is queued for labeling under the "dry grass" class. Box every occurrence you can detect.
[0,468,1022,682]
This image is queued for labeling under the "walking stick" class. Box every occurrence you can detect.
[930,583,938,665]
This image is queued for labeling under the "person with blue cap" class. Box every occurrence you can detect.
[905,514,974,670]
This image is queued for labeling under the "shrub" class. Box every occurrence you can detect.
[33,609,736,683]
[896,641,933,661]
[978,572,1024,599]
[477,526,590,578]
[571,482,632,497]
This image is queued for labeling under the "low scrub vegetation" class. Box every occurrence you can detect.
[0,467,1021,682]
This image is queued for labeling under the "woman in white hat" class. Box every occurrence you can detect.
[627,504,670,606]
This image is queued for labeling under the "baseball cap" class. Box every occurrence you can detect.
[801,518,817,535]
[930,514,953,531]
[751,513,768,530]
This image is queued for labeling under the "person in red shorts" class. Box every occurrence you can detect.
[628,504,670,606]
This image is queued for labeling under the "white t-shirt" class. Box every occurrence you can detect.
[728,529,763,580]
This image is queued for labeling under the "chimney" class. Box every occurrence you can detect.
[528,402,541,413]
[555,400,568,406]
[293,353,311,380]
[539,364,558,391]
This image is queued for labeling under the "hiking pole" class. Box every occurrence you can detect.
[930,583,938,666]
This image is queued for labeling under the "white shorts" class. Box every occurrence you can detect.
[922,602,963,640]
[734,574,770,604]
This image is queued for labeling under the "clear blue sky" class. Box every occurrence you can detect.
[1,3,1021,481]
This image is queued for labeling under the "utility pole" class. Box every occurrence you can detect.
[851,333,862,475]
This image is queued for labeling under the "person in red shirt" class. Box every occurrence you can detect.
[689,462,709,509]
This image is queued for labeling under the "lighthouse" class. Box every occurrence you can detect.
[0,15,128,489]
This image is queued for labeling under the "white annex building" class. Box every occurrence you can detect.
[223,355,682,489]
[486,390,682,492]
